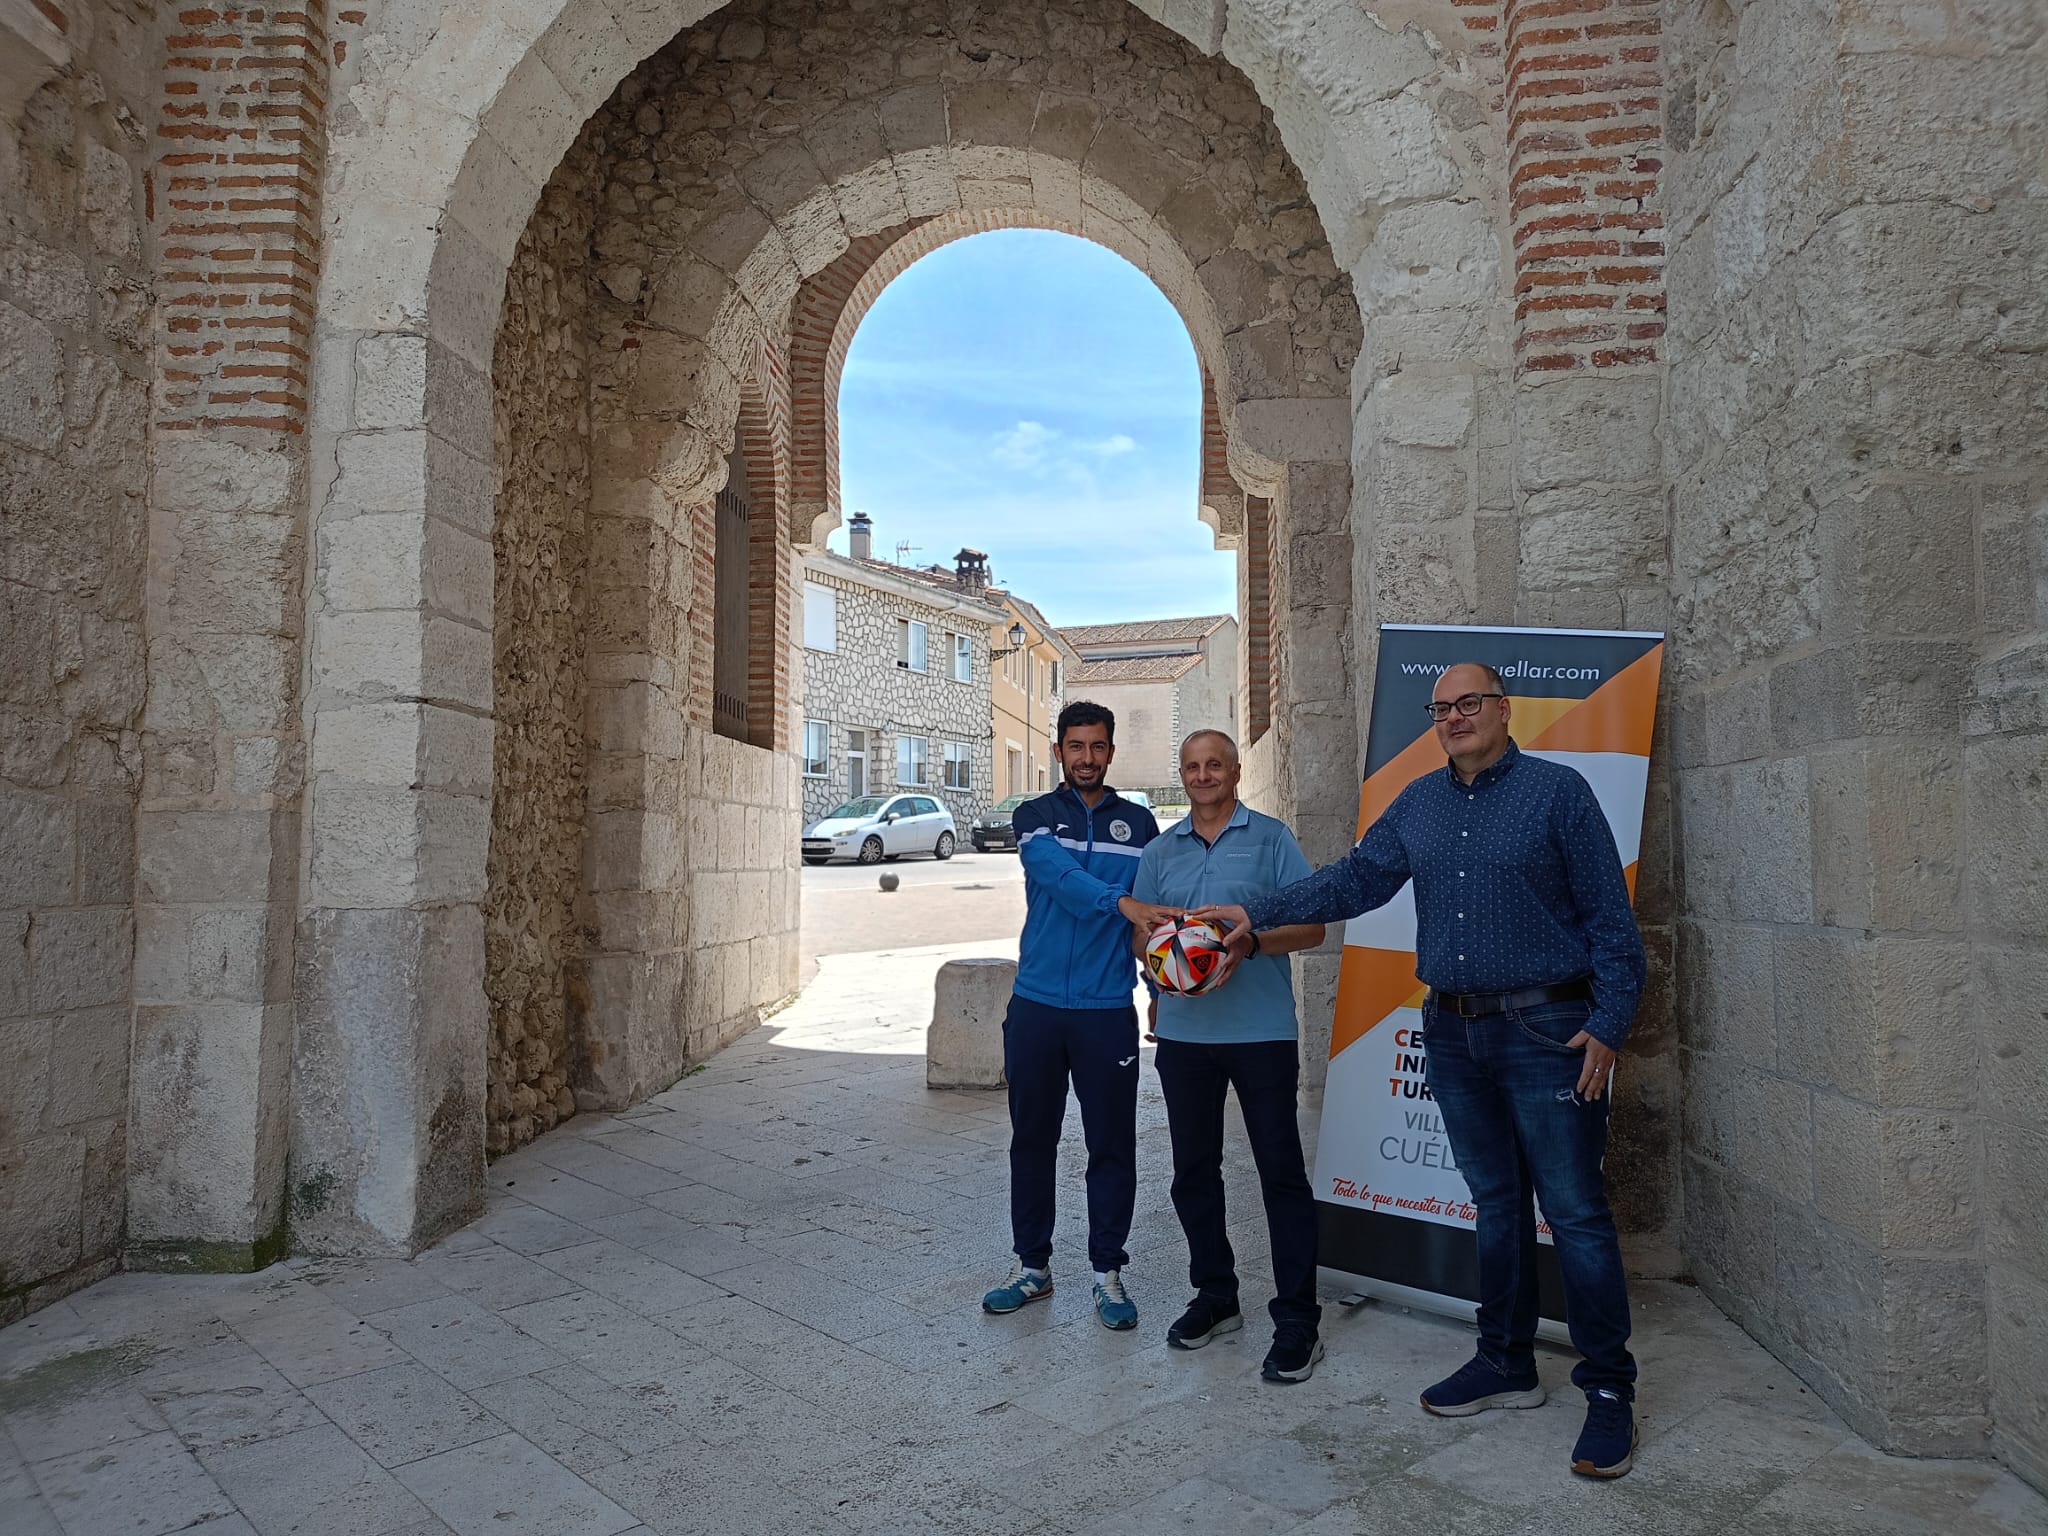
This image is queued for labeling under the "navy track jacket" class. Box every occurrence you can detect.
[1012,784,1161,1010]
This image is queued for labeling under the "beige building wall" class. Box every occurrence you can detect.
[989,599,1069,799]
[1071,679,1181,792]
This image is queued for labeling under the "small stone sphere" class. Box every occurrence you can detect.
[878,873,900,892]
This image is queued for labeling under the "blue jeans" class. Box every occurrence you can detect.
[1422,996,1637,1396]
[1004,995,1140,1273]
[1154,1037,1321,1332]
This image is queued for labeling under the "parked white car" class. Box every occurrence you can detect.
[802,794,957,866]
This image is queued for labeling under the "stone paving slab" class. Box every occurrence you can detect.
[2,939,2045,1536]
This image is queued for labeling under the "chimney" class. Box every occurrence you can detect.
[848,510,873,561]
[955,547,989,592]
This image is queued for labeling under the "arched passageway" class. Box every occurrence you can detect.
[291,0,1403,1260]
[478,0,1363,1164]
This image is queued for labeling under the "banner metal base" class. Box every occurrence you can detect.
[1321,1268,1574,1348]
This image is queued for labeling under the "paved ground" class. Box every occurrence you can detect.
[5,940,2046,1536]
[798,850,1023,983]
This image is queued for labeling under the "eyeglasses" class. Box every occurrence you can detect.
[1423,692,1504,721]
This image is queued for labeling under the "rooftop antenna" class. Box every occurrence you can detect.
[893,540,918,564]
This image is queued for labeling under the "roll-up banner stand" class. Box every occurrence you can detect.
[1315,624,1665,1335]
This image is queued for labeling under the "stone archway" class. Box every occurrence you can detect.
[560,0,1363,1145]
[291,0,1488,1256]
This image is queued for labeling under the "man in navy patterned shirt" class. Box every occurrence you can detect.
[1197,662,1647,1480]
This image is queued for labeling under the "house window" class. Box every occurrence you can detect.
[896,734,929,786]
[898,619,927,672]
[1050,660,1062,695]
[802,720,829,778]
[803,582,837,651]
[943,740,972,790]
[951,631,972,683]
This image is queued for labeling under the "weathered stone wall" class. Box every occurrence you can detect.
[486,148,596,1157]
[1664,0,2048,1472]
[1177,620,1239,761]
[1068,678,1177,791]
[797,555,1001,825]
[0,1,157,1321]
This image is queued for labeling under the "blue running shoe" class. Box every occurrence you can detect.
[1093,1269,1137,1331]
[982,1262,1053,1314]
[1571,1388,1637,1479]
[1420,1354,1546,1417]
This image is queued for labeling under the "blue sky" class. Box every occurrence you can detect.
[833,229,1236,628]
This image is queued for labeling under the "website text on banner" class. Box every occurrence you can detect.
[1316,624,1664,1325]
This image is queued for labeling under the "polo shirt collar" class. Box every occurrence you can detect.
[1447,739,1521,791]
[1172,800,1252,837]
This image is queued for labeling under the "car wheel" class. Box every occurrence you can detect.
[802,856,828,866]
[858,836,884,865]
[934,831,955,861]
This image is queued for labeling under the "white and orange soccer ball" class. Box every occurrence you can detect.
[1145,917,1233,995]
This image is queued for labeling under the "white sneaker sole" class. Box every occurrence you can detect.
[1420,1385,1548,1417]
[1572,1426,1640,1479]
[1168,1313,1244,1350]
[1263,1337,1326,1384]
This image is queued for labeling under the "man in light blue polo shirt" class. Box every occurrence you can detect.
[1131,728,1328,1382]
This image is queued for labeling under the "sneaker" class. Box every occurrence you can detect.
[982,1262,1053,1314]
[1167,1295,1243,1351]
[1093,1269,1138,1331]
[1571,1388,1638,1479]
[1261,1328,1325,1384]
[1419,1354,1547,1417]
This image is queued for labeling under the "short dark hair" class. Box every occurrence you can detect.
[1057,699,1115,744]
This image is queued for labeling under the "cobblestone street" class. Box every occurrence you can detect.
[4,942,2045,1536]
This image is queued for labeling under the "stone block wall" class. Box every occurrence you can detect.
[673,728,801,1064]
[0,0,158,1321]
[1663,0,2047,1467]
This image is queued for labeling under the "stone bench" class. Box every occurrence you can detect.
[927,958,1014,1090]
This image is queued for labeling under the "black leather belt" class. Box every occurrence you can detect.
[1431,979,1592,1018]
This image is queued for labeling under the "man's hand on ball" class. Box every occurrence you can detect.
[1192,903,1252,948]
[1119,896,1183,931]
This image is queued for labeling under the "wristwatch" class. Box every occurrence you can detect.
[1247,929,1262,957]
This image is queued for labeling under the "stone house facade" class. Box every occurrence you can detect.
[1064,615,1241,794]
[1,0,2043,1492]
[799,549,1006,827]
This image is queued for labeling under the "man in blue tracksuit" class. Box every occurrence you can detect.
[982,700,1177,1330]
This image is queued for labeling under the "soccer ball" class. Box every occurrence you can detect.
[1145,917,1232,996]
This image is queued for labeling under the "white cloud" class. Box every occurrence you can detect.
[1090,433,1138,456]
[991,419,1058,469]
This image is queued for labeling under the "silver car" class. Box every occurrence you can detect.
[802,794,957,866]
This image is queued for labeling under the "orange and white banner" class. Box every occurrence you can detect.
[1315,624,1663,1318]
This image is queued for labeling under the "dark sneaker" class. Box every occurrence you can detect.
[1261,1328,1325,1383]
[1571,1388,1638,1478]
[1419,1354,1547,1417]
[1167,1295,1243,1351]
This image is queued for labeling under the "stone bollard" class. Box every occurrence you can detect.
[928,958,1014,1090]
